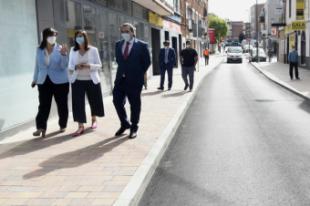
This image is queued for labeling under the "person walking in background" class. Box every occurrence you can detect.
[31,28,69,137]
[113,23,151,139]
[180,40,198,92]
[288,46,300,80]
[68,30,105,137]
[203,47,209,65]
[158,40,176,90]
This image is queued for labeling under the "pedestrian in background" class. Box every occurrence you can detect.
[113,23,151,139]
[288,46,300,80]
[180,40,198,92]
[203,47,209,65]
[68,30,105,137]
[31,28,69,137]
[158,40,176,91]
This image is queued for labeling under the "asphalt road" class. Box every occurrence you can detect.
[139,60,310,206]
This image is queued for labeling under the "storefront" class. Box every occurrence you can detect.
[0,0,38,133]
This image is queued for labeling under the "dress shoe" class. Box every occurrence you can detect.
[72,127,84,137]
[115,125,130,136]
[129,130,137,139]
[168,87,171,90]
[184,85,188,90]
[33,129,46,137]
[157,87,164,90]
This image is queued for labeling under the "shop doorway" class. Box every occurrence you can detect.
[301,31,306,65]
[151,28,161,75]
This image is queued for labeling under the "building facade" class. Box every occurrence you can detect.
[0,0,186,134]
[227,21,245,40]
[250,3,265,40]
[180,0,208,56]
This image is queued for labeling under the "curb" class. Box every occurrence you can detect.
[113,58,223,206]
[250,63,310,101]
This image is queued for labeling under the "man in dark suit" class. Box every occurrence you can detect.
[158,41,176,90]
[113,23,151,139]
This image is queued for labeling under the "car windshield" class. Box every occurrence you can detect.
[228,48,242,53]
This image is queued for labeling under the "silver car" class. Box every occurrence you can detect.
[227,47,243,63]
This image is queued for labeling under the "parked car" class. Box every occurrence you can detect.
[227,47,243,63]
[249,48,267,62]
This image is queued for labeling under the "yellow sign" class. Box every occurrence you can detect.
[289,33,295,50]
[296,0,304,20]
[285,21,305,34]
[148,12,163,27]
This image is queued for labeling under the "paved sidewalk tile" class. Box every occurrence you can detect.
[0,56,223,206]
[252,62,310,98]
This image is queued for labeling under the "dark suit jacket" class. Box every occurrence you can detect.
[159,48,176,69]
[114,38,151,89]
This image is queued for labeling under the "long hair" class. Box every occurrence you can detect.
[73,30,90,51]
[39,28,58,50]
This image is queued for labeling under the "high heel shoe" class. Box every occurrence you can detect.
[91,121,97,129]
[72,127,84,137]
[33,129,46,137]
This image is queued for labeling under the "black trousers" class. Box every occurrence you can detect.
[181,66,195,90]
[160,64,173,89]
[72,80,105,123]
[113,79,142,131]
[289,62,299,79]
[36,76,69,130]
[204,56,209,65]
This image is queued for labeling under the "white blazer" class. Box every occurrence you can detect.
[68,46,102,84]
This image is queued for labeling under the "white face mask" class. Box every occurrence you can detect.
[121,33,132,42]
[47,36,57,45]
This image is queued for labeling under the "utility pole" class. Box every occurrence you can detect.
[256,0,259,62]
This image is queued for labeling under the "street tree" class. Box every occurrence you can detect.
[208,14,228,43]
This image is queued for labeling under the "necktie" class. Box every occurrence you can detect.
[124,42,130,60]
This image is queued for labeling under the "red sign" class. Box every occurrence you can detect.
[208,28,216,44]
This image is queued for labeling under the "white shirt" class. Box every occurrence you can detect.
[122,37,135,56]
[76,51,92,80]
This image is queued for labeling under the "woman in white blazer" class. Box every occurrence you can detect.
[68,30,105,136]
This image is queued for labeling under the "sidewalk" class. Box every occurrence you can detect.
[0,55,223,206]
[251,61,310,100]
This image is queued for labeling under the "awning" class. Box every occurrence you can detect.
[132,0,174,16]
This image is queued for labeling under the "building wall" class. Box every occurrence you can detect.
[250,4,264,39]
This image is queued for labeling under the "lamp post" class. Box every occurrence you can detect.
[256,0,259,62]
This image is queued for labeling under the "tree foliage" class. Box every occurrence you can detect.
[208,14,228,42]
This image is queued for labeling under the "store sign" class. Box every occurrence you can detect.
[296,0,304,20]
[163,20,181,33]
[289,33,295,50]
[285,21,305,33]
[149,12,163,27]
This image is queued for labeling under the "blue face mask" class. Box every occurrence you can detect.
[76,36,85,45]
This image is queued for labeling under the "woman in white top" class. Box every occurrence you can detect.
[68,30,105,136]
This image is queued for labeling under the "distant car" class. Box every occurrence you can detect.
[243,44,253,53]
[227,47,243,63]
[249,48,267,62]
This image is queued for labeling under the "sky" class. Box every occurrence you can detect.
[208,0,267,22]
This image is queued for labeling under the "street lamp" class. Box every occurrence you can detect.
[256,0,259,63]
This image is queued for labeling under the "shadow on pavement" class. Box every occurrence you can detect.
[23,136,128,179]
[142,90,164,96]
[0,128,94,159]
[162,91,188,98]
[299,99,310,114]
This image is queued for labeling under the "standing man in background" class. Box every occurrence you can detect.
[113,23,151,139]
[158,40,176,90]
[288,46,300,80]
[180,40,198,92]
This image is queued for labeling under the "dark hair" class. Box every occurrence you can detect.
[186,40,191,45]
[73,30,90,51]
[39,27,58,49]
[163,40,170,45]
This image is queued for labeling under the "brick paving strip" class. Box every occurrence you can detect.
[0,55,223,206]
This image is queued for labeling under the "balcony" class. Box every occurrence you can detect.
[132,0,174,16]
